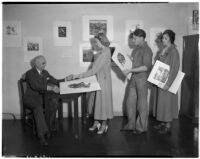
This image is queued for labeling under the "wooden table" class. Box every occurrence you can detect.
[43,92,87,139]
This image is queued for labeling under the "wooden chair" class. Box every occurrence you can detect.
[19,78,36,135]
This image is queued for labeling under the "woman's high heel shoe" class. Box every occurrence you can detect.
[158,126,171,135]
[89,122,101,131]
[97,125,108,135]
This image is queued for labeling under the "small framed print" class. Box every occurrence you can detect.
[3,21,22,47]
[149,27,166,63]
[125,20,144,44]
[58,26,67,37]
[192,10,199,30]
[53,21,72,46]
[24,37,43,62]
[79,43,94,67]
[83,15,113,41]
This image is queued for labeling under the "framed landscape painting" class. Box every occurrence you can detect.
[83,15,113,41]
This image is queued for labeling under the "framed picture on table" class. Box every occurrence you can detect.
[83,15,113,41]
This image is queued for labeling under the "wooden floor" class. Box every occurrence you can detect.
[2,116,198,157]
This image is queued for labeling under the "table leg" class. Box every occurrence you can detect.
[74,98,79,139]
[58,99,63,129]
[82,93,87,124]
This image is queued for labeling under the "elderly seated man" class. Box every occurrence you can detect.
[24,55,73,146]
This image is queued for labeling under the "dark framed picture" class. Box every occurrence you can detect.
[58,26,67,37]
[80,43,94,67]
[27,42,39,51]
[83,48,94,62]
[54,21,72,46]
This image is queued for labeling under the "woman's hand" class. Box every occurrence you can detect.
[122,69,131,76]
[52,86,60,93]
[65,74,74,81]
[162,85,169,91]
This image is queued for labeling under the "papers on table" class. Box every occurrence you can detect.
[111,46,132,79]
[59,75,101,94]
[147,60,185,94]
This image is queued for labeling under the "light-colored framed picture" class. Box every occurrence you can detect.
[125,20,144,44]
[147,60,185,94]
[149,27,166,63]
[192,10,199,30]
[83,15,113,41]
[53,21,72,46]
[3,21,22,47]
[23,37,43,62]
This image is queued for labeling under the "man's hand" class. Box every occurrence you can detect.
[52,86,60,93]
[47,85,60,93]
[122,69,131,76]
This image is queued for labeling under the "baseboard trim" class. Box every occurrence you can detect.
[2,111,124,120]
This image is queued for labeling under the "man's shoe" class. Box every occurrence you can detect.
[154,123,165,130]
[133,130,146,135]
[158,127,171,135]
[44,131,51,139]
[120,124,134,131]
[38,134,48,146]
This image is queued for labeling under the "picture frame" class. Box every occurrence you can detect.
[83,15,113,41]
[60,75,101,94]
[147,60,185,94]
[125,20,144,44]
[79,43,94,67]
[192,10,199,30]
[111,44,132,79]
[24,37,43,62]
[3,21,22,47]
[53,21,72,46]
[149,27,166,63]
[79,42,117,68]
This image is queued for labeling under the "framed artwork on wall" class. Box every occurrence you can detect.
[192,10,199,31]
[24,37,43,62]
[79,43,94,67]
[125,20,144,45]
[79,42,117,68]
[3,21,22,47]
[83,15,113,41]
[53,21,72,46]
[149,27,166,63]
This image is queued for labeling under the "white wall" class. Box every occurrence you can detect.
[3,3,198,118]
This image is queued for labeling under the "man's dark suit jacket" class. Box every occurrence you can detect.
[25,67,64,99]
